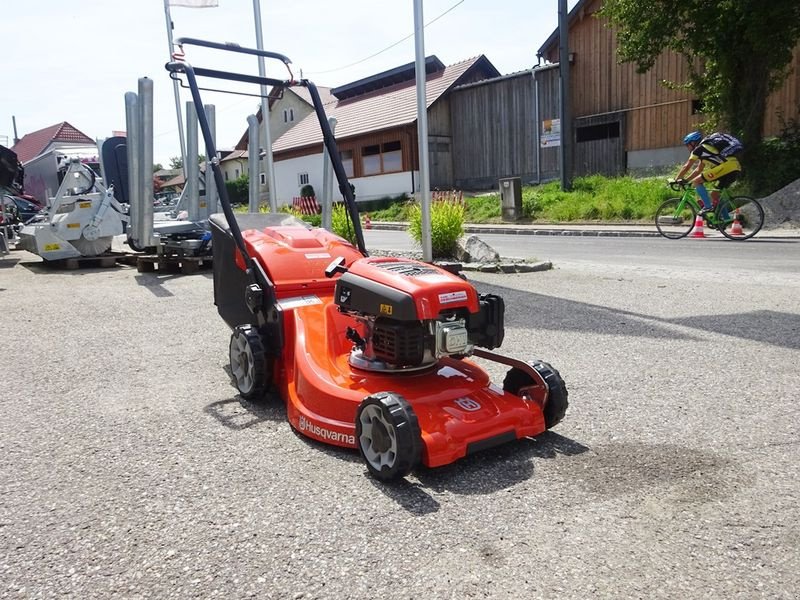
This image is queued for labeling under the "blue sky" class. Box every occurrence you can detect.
[2,0,576,166]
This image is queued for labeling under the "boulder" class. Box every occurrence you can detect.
[455,234,500,263]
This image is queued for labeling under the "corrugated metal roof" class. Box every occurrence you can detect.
[11,122,95,164]
[273,56,487,153]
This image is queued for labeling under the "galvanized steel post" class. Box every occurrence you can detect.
[124,91,141,246]
[248,114,260,213]
[321,117,338,231]
[186,101,200,222]
[413,0,432,262]
[205,104,217,216]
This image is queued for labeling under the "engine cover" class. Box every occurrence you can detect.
[334,257,479,320]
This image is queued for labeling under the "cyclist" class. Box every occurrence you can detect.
[673,130,743,215]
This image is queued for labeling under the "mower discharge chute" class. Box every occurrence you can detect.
[167,39,568,481]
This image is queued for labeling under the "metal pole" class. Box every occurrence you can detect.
[253,0,277,212]
[124,92,141,246]
[321,117,337,231]
[247,114,260,213]
[186,101,200,222]
[205,104,217,215]
[163,0,187,174]
[139,77,155,247]
[558,0,572,191]
[533,69,541,184]
[413,0,432,262]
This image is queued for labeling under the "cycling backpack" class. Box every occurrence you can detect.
[703,132,744,158]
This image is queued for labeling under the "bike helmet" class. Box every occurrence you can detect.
[683,130,703,145]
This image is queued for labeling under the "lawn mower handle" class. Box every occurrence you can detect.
[165,39,367,257]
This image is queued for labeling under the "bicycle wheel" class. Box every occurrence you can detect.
[717,196,764,240]
[655,197,696,239]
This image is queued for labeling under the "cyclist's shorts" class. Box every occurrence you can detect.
[702,157,741,189]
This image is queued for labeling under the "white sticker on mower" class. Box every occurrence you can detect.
[305,252,331,260]
[454,397,482,411]
[298,415,355,445]
[277,295,322,310]
[439,291,468,304]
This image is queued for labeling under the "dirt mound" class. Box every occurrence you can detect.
[760,178,800,229]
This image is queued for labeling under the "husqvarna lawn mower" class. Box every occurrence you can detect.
[167,39,568,481]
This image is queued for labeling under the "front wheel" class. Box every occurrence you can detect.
[717,196,764,240]
[503,360,569,429]
[655,197,696,239]
[356,392,422,481]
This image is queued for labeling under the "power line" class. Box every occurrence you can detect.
[306,0,465,76]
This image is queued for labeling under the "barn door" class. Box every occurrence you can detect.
[573,112,625,177]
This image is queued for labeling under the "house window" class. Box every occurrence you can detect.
[362,144,381,176]
[361,140,402,176]
[283,108,295,123]
[298,172,309,185]
[382,141,402,172]
[340,150,354,178]
[224,171,229,181]
[235,168,240,178]
[260,173,266,185]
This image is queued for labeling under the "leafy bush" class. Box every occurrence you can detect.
[408,200,464,258]
[356,193,409,214]
[225,175,249,205]
[332,203,357,245]
[300,184,315,198]
[746,114,800,196]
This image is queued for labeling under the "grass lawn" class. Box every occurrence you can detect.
[366,174,750,224]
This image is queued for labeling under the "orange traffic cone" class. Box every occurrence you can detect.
[364,213,371,229]
[729,209,744,236]
[689,213,706,238]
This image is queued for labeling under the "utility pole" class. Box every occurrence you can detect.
[413,0,432,262]
[558,0,573,191]
[253,0,278,212]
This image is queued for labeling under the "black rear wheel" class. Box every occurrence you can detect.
[229,324,269,399]
[503,360,568,429]
[717,196,764,240]
[655,197,696,239]
[356,392,421,481]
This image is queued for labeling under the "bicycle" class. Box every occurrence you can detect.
[654,180,764,240]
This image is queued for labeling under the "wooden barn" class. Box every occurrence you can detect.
[536,0,800,176]
[447,0,800,187]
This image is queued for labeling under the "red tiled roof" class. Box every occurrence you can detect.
[11,122,95,164]
[289,86,336,107]
[272,56,486,153]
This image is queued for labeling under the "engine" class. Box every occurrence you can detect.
[334,257,504,371]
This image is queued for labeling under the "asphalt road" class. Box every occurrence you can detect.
[1,238,799,599]
[364,228,800,275]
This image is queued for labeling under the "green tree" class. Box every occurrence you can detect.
[168,155,206,170]
[153,163,163,173]
[600,0,800,161]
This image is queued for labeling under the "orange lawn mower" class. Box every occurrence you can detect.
[168,39,568,481]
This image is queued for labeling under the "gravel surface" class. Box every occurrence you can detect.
[1,248,798,599]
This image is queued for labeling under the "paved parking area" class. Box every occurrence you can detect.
[1,247,798,599]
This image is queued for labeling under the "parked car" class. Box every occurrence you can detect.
[2,194,44,224]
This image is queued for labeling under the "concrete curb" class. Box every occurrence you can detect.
[369,222,661,238]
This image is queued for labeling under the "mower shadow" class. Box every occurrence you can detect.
[367,432,590,514]
[475,280,800,350]
[414,431,590,496]
[203,367,287,429]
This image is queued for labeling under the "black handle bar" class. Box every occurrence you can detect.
[175,37,292,66]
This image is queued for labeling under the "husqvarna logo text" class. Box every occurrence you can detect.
[454,398,481,411]
[298,415,355,445]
